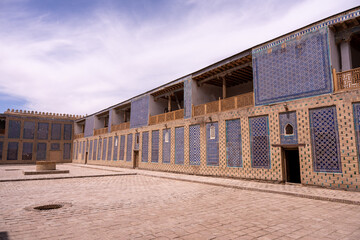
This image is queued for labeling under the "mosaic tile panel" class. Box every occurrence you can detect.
[64,124,72,140]
[102,138,107,160]
[8,120,21,139]
[189,125,201,165]
[0,142,3,160]
[89,140,93,160]
[279,112,298,144]
[38,122,49,140]
[226,119,242,167]
[93,139,97,161]
[63,143,71,160]
[310,106,341,173]
[142,132,149,162]
[126,134,133,162]
[107,137,112,160]
[36,143,46,160]
[162,129,171,164]
[134,133,140,150]
[97,139,102,160]
[119,135,125,160]
[249,116,270,168]
[74,141,78,160]
[22,142,33,160]
[253,29,332,105]
[7,142,18,160]
[51,143,60,150]
[113,136,118,160]
[206,122,219,166]
[354,103,360,168]
[23,121,35,139]
[175,127,184,165]
[82,141,85,160]
[184,77,192,119]
[130,95,149,128]
[51,123,61,140]
[84,116,94,137]
[151,130,159,163]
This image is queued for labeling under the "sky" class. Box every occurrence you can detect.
[0,0,359,115]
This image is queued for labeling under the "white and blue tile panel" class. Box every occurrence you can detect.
[175,127,184,164]
[189,125,201,165]
[206,122,219,166]
[249,116,270,168]
[354,103,360,169]
[279,112,298,144]
[226,119,242,167]
[126,134,132,162]
[142,132,149,162]
[151,130,159,163]
[162,129,171,164]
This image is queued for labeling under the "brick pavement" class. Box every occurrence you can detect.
[1,164,360,239]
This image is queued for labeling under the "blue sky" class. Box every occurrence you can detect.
[0,0,359,115]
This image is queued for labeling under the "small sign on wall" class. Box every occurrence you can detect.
[210,125,215,139]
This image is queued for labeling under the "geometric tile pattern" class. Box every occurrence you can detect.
[51,123,61,140]
[22,142,33,160]
[142,132,149,162]
[249,116,270,168]
[36,142,47,161]
[7,142,19,160]
[74,141,78,160]
[89,140,93,161]
[23,121,35,139]
[309,106,341,173]
[119,135,125,160]
[189,125,201,165]
[63,143,71,160]
[226,119,242,167]
[84,116,94,137]
[82,141,85,160]
[162,129,171,164]
[97,139,102,160]
[126,134,132,162]
[354,103,360,168]
[113,136,118,161]
[130,95,149,128]
[184,77,192,119]
[279,112,298,145]
[206,122,219,166]
[134,133,140,150]
[175,127,184,165]
[64,124,72,140]
[93,139,97,161]
[151,130,159,163]
[37,122,49,140]
[253,29,332,105]
[8,120,21,139]
[107,137,112,161]
[0,142,3,160]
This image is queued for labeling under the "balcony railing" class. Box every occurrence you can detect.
[149,109,184,125]
[333,67,360,92]
[94,127,108,136]
[192,92,254,117]
[74,133,84,139]
[111,122,130,132]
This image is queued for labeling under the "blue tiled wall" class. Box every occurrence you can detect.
[36,143,46,160]
[253,28,332,105]
[175,127,184,164]
[22,142,33,160]
[74,141,78,159]
[151,130,159,163]
[189,125,201,165]
[51,123,61,140]
[113,136,118,160]
[130,95,149,128]
[226,119,242,167]
[7,142,19,160]
[206,123,219,166]
[51,143,60,150]
[249,116,270,168]
[64,124,72,140]
[279,112,298,145]
[93,139,97,160]
[102,138,107,160]
[82,140,85,160]
[119,135,125,160]
[0,142,3,160]
[97,139,102,160]
[23,121,35,139]
[184,77,192,119]
[63,143,71,160]
[126,134,133,162]
[108,109,113,133]
[38,122,49,140]
[142,132,149,162]
[354,103,360,169]
[89,140,93,160]
[162,129,171,164]
[134,133,140,150]
[84,116,94,137]
[8,120,21,139]
[310,106,341,173]
[107,137,112,160]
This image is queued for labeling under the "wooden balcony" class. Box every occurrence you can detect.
[149,109,184,125]
[192,92,254,117]
[333,67,360,92]
[94,127,108,136]
[111,122,130,132]
[74,133,84,139]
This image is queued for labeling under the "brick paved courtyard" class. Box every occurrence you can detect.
[1,165,360,240]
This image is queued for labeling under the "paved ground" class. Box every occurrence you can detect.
[1,164,360,240]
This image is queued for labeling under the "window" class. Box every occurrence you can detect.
[285,124,294,135]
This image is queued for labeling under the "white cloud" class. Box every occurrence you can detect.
[0,0,358,115]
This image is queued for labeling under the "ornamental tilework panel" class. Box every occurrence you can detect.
[226,119,242,167]
[279,112,298,144]
[189,125,201,165]
[97,139,102,160]
[102,138,107,160]
[51,123,61,140]
[23,121,35,139]
[22,142,33,160]
[8,120,21,139]
[309,106,341,173]
[82,141,85,160]
[0,142,3,160]
[64,124,72,140]
[93,139,97,160]
[51,143,60,150]
[126,134,133,162]
[113,136,118,160]
[249,116,270,168]
[89,140,93,160]
[206,122,219,166]
[253,29,332,105]
[107,137,112,160]
[63,143,71,160]
[175,127,184,164]
[184,77,192,119]
[134,133,140,150]
[38,123,49,140]
[8,142,19,160]
[84,116,94,137]
[151,130,159,163]
[74,141,78,159]
[130,95,149,128]
[119,135,125,160]
[36,143,46,160]
[162,129,171,164]
[354,103,360,167]
[142,132,149,162]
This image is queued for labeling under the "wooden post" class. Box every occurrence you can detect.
[222,77,226,99]
[168,95,171,112]
[332,68,338,92]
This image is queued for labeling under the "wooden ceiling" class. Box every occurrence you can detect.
[329,16,360,32]
[192,54,253,87]
[151,82,184,98]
